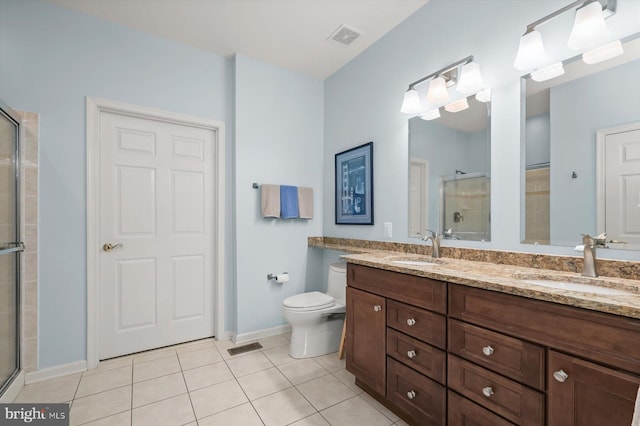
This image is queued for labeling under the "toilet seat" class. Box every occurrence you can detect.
[283,291,335,311]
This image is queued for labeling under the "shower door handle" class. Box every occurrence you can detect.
[0,242,25,255]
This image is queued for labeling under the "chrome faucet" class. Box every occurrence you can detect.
[580,234,598,278]
[422,229,441,258]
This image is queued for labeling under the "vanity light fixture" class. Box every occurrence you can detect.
[400,89,422,114]
[531,62,565,82]
[475,88,492,103]
[582,39,624,64]
[426,76,449,104]
[567,0,611,51]
[400,55,486,114]
[513,0,620,73]
[444,97,469,113]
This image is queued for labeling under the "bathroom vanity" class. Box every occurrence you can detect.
[343,254,640,426]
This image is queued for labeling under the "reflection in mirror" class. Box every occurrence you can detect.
[523,34,640,250]
[409,97,491,241]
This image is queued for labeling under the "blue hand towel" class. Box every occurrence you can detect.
[280,185,299,219]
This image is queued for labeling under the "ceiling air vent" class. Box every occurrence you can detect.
[328,24,362,47]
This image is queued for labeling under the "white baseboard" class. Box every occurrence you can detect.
[0,370,25,402]
[233,324,292,345]
[25,360,87,384]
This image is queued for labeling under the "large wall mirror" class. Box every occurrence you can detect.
[522,34,640,250]
[408,98,491,241]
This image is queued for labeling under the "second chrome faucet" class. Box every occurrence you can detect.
[422,229,441,258]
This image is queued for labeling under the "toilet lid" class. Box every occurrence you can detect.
[283,291,335,310]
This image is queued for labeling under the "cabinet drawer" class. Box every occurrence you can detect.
[387,357,445,426]
[449,319,545,390]
[448,390,516,426]
[348,264,446,313]
[448,355,544,426]
[449,284,640,375]
[387,300,446,349]
[386,328,445,385]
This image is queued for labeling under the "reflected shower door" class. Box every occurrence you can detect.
[0,106,20,395]
[442,175,490,241]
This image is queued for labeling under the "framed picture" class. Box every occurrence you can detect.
[335,141,374,225]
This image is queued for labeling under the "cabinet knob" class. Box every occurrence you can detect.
[373,305,382,312]
[406,318,416,326]
[407,390,416,400]
[482,386,494,398]
[553,369,569,383]
[407,350,417,359]
[482,345,494,356]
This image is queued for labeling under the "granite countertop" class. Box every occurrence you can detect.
[341,251,640,320]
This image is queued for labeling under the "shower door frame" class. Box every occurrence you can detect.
[0,99,22,397]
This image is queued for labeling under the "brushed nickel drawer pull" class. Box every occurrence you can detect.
[406,318,416,326]
[553,369,569,383]
[407,390,416,400]
[407,350,417,359]
[373,305,382,312]
[482,345,494,356]
[482,386,494,397]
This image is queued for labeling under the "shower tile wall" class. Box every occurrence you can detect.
[16,110,38,373]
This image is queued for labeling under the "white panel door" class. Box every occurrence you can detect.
[409,160,428,238]
[99,111,215,359]
[605,128,640,246]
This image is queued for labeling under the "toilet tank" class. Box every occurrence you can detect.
[327,262,347,305]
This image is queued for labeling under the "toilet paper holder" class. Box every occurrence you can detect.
[267,272,288,280]
[267,273,290,283]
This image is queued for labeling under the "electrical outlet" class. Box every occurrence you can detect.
[384,222,393,238]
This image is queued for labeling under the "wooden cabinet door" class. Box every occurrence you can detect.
[346,287,386,395]
[549,350,640,426]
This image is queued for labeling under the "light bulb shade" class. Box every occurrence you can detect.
[420,109,441,121]
[530,62,565,82]
[514,30,548,70]
[568,1,611,51]
[582,39,623,64]
[400,89,422,114]
[426,77,449,104]
[444,97,469,113]
[475,88,491,103]
[456,61,484,94]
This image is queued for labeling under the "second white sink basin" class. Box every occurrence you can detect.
[523,279,632,296]
[392,260,441,266]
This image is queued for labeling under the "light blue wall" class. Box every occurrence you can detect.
[550,59,640,245]
[526,114,551,167]
[234,54,324,335]
[324,0,640,260]
[0,0,234,368]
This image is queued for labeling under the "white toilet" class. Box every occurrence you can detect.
[282,262,347,358]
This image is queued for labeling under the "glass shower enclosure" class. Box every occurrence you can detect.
[0,100,22,396]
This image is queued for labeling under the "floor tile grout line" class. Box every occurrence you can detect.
[176,355,198,425]
[75,408,131,426]
[129,361,134,426]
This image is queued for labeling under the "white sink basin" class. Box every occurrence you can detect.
[523,279,632,296]
[392,260,440,266]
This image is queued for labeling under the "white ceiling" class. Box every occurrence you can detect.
[50,0,429,80]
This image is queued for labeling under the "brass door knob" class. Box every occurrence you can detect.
[103,243,123,252]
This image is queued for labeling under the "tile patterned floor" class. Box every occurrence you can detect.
[14,335,410,426]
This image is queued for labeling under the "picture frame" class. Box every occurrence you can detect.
[335,141,374,225]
